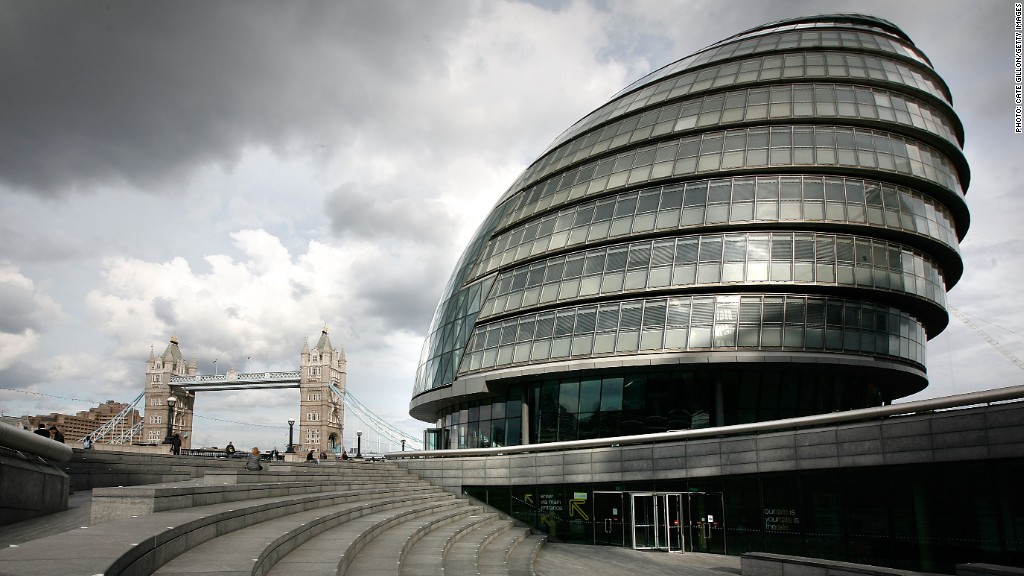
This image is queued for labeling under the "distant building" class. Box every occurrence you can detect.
[30,400,141,443]
[0,415,31,431]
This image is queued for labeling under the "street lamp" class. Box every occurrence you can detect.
[163,396,176,444]
[286,418,296,453]
[356,430,362,459]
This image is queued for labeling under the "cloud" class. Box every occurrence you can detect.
[325,182,458,245]
[0,265,61,370]
[0,0,466,196]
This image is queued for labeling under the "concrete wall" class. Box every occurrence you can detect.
[0,450,69,526]
[393,400,1024,493]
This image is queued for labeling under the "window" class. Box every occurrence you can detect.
[151,415,163,424]
[308,411,320,421]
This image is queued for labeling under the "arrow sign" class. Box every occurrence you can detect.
[524,493,534,505]
[570,499,589,520]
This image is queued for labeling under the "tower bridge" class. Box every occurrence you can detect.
[110,326,421,454]
[171,371,302,391]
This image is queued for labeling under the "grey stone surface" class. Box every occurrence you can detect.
[882,418,931,438]
[836,423,882,443]
[0,453,70,525]
[932,412,987,434]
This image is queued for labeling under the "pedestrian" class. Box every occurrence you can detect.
[33,424,50,438]
[83,435,93,449]
[340,450,348,461]
[171,433,182,455]
[225,441,236,459]
[49,425,65,443]
[244,447,263,471]
[270,447,279,461]
[319,449,327,460]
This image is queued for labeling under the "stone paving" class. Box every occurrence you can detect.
[535,543,742,576]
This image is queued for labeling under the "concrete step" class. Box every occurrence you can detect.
[154,492,456,576]
[444,516,515,576]
[479,526,531,575]
[507,534,547,576]
[400,511,500,576]
[0,484,442,576]
[264,500,470,576]
[92,477,428,523]
[341,502,481,575]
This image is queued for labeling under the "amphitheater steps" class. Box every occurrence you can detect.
[399,511,499,576]
[154,491,454,576]
[443,516,517,575]
[507,534,547,576]
[274,500,478,576]
[0,455,547,576]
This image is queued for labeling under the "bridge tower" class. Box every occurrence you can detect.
[298,325,346,455]
[142,336,197,448]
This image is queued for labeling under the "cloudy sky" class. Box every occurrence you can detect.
[1,0,1021,450]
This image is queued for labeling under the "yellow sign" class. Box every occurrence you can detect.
[524,493,534,505]
[570,498,589,520]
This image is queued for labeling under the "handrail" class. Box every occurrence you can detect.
[386,384,1024,459]
[0,421,73,462]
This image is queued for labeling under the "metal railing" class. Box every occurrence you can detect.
[386,384,1024,459]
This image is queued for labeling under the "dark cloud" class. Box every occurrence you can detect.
[0,277,52,334]
[151,296,177,327]
[325,182,458,244]
[0,0,466,196]
[350,247,455,336]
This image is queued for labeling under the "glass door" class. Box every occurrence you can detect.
[629,493,685,552]
[631,493,658,549]
[592,491,625,547]
[665,493,684,552]
[684,492,727,554]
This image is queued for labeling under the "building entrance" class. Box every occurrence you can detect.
[592,491,726,553]
[683,491,726,554]
[630,492,684,551]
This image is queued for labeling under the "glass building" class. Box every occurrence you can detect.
[411,14,968,450]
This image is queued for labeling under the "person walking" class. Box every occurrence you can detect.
[170,433,182,455]
[49,425,65,443]
[225,442,236,459]
[83,435,93,449]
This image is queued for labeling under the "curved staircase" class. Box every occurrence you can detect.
[0,459,545,576]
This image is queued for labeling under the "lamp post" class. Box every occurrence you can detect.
[286,418,295,453]
[401,439,406,452]
[163,396,176,444]
[356,430,362,459]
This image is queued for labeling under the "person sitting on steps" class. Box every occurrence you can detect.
[244,447,263,471]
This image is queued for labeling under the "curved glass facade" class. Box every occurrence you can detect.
[412,14,969,448]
